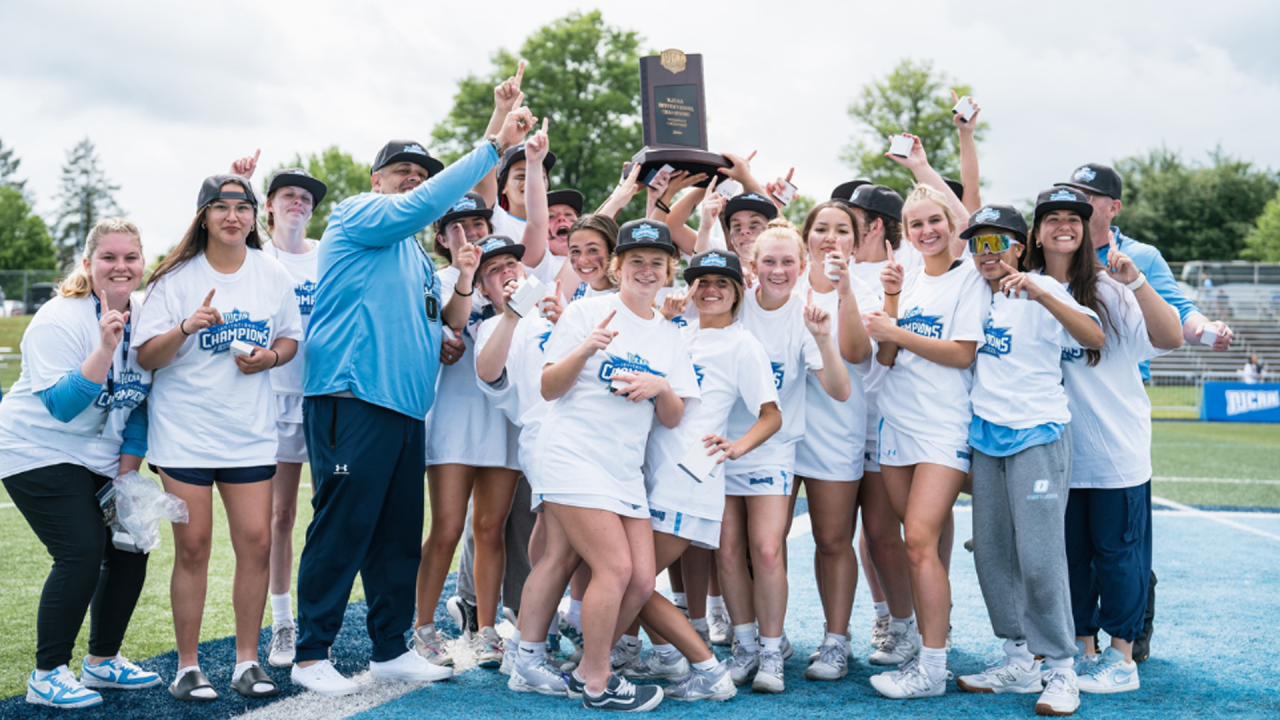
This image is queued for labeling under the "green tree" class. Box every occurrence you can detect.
[783,194,817,227]
[1114,147,1278,262]
[52,138,123,268]
[1242,188,1280,261]
[0,187,58,301]
[264,147,372,239]
[0,138,25,193]
[842,59,986,196]
[430,10,642,209]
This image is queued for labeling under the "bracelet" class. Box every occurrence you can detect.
[654,199,671,213]
[1125,271,1147,291]
[884,290,901,296]
[454,286,474,297]
[270,349,280,368]
[179,319,191,336]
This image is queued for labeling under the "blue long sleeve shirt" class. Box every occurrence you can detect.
[303,143,499,419]
[37,369,149,456]
[1096,226,1202,380]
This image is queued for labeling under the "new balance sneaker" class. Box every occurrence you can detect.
[708,606,732,646]
[369,650,453,683]
[870,657,948,699]
[508,659,569,696]
[804,638,849,681]
[1036,669,1080,715]
[26,666,102,708]
[1077,647,1139,694]
[610,641,644,676]
[266,622,297,668]
[446,595,478,637]
[752,650,785,693]
[726,643,759,686]
[80,655,162,689]
[957,655,1043,694]
[631,651,690,681]
[666,661,736,702]
[870,615,891,651]
[410,625,454,667]
[582,674,663,712]
[475,627,504,669]
[869,622,921,666]
[291,660,359,696]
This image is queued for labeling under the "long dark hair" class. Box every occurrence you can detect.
[801,200,862,257]
[1022,218,1113,366]
[149,178,263,295]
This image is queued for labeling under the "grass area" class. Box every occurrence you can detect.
[1151,421,1280,507]
[0,316,33,393]
[1147,384,1200,419]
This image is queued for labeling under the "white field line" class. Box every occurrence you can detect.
[1151,494,1280,543]
[1153,476,1280,485]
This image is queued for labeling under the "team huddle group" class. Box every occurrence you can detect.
[0,62,1235,715]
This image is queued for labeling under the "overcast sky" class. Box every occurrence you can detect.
[4,0,1279,257]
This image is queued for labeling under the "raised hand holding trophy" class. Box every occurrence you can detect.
[631,49,729,186]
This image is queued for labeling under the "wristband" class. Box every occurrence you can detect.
[1125,271,1147,292]
[180,319,192,336]
[884,290,901,296]
[654,199,671,213]
[270,349,280,368]
[454,286,474,297]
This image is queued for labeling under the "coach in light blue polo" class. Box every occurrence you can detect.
[291,102,536,694]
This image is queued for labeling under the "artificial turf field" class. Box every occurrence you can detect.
[0,421,1277,718]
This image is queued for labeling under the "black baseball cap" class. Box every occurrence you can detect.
[684,250,744,285]
[959,204,1027,242]
[1034,187,1094,224]
[942,176,965,200]
[831,179,872,203]
[267,168,328,207]
[372,140,444,176]
[723,192,778,226]
[846,184,904,223]
[1055,163,1122,200]
[547,189,584,215]
[497,143,557,197]
[476,235,526,265]
[197,174,257,211]
[437,192,494,231]
[615,219,677,256]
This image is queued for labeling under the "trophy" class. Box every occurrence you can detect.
[630,49,729,186]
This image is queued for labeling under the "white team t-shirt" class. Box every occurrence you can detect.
[971,275,1097,429]
[537,294,701,509]
[794,273,879,480]
[849,260,889,447]
[424,267,518,468]
[491,206,527,244]
[878,261,988,446]
[528,251,567,286]
[645,323,778,520]
[475,312,556,485]
[725,289,824,475]
[134,251,303,468]
[263,241,318,399]
[0,295,152,478]
[1062,273,1167,489]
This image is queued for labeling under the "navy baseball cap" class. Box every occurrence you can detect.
[723,192,778,225]
[684,250,744,285]
[197,174,257,211]
[373,140,444,176]
[1034,187,1093,225]
[615,219,677,255]
[267,168,327,207]
[477,235,526,265]
[959,204,1027,242]
[1055,163,1122,200]
[437,192,494,230]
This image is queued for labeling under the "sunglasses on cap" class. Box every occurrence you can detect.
[968,234,1019,256]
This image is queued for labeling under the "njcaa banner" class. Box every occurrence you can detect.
[1201,382,1280,423]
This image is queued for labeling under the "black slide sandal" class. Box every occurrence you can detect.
[169,669,218,702]
[231,665,279,698]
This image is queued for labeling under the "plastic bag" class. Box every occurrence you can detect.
[97,471,189,553]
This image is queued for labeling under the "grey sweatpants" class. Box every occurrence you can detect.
[971,427,1076,662]
[457,475,535,617]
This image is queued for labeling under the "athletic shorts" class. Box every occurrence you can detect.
[538,493,649,520]
[152,464,276,486]
[275,394,307,463]
[648,501,720,550]
[864,435,881,473]
[724,467,792,497]
[877,419,972,474]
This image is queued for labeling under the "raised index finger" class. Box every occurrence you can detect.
[1108,231,1118,260]
[784,167,794,183]
[998,260,1019,275]
[515,59,526,88]
[884,239,895,264]
[203,288,216,307]
[596,309,617,329]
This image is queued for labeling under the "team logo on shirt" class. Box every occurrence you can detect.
[671,315,687,328]
[294,280,317,316]
[973,208,1001,224]
[200,309,270,354]
[769,361,784,389]
[978,320,1012,357]
[1061,347,1085,363]
[897,307,944,339]
[692,363,706,388]
[598,352,666,384]
[572,282,588,301]
[1073,167,1097,182]
[538,329,552,352]
[93,370,150,410]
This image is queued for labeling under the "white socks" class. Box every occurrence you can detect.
[270,593,292,627]
[919,646,948,683]
[873,601,890,617]
[566,599,583,630]
[177,665,217,699]
[1005,639,1037,671]
[708,595,726,613]
[760,635,782,654]
[692,657,718,671]
[732,623,758,654]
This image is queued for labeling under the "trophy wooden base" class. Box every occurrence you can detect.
[631,147,729,188]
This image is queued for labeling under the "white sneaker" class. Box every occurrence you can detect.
[630,651,690,680]
[1036,668,1080,715]
[508,659,568,696]
[666,660,736,702]
[957,654,1043,694]
[807,624,852,663]
[804,638,849,681]
[369,650,453,683]
[708,606,732,646]
[610,640,644,676]
[410,625,454,667]
[266,623,297,668]
[727,644,759,686]
[870,614,891,651]
[475,627,504,669]
[869,621,921,666]
[291,660,358,696]
[779,632,795,661]
[1077,647,1139,694]
[751,650,785,693]
[870,657,947,699]
[26,666,102,708]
